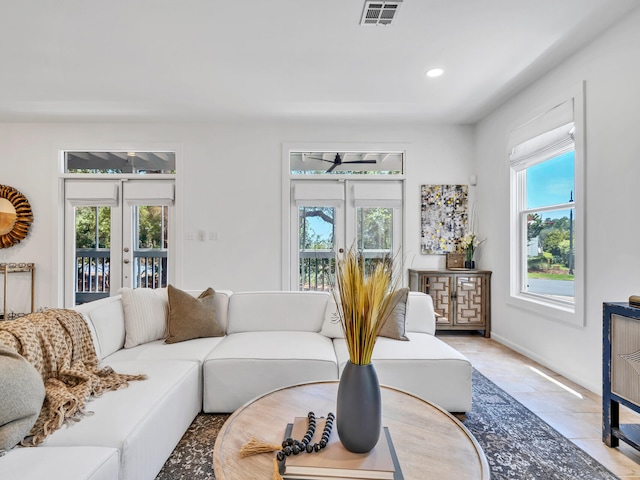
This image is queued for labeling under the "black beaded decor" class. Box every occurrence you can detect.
[276,412,334,462]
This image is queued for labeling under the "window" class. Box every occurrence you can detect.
[509,88,584,325]
[289,152,403,176]
[291,180,402,291]
[64,151,175,174]
[299,205,336,291]
[64,179,174,306]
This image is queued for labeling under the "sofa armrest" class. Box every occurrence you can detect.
[74,294,126,360]
[405,292,436,335]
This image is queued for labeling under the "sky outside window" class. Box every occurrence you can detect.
[526,151,575,214]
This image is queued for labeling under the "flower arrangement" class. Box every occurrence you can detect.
[332,247,400,365]
[460,233,485,262]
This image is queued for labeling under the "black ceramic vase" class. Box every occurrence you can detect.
[336,361,381,453]
[464,260,475,269]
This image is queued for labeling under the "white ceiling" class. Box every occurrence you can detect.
[1,0,638,124]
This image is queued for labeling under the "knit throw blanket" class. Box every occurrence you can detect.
[0,309,146,446]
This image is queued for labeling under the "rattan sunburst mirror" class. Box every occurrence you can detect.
[0,185,33,248]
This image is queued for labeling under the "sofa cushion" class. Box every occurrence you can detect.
[0,344,46,454]
[378,287,409,341]
[42,359,200,480]
[184,289,232,333]
[404,292,436,335]
[104,337,224,367]
[120,287,169,348]
[320,289,411,341]
[203,331,338,412]
[79,312,101,359]
[333,333,472,412]
[226,291,329,333]
[75,295,126,360]
[0,446,119,480]
[166,285,224,344]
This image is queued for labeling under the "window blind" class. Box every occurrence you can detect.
[123,180,175,206]
[509,99,575,168]
[352,182,402,207]
[293,182,345,205]
[65,180,119,206]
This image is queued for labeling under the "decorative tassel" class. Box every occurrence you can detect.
[239,437,281,457]
[240,412,332,480]
[273,457,283,480]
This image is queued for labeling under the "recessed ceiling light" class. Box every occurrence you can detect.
[426,68,444,78]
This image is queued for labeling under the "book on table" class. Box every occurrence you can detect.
[280,416,403,480]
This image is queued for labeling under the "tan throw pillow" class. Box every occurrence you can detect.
[378,287,410,341]
[166,285,225,344]
[120,287,169,348]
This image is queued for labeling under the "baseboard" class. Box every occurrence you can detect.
[489,332,601,395]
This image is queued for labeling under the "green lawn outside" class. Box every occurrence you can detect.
[528,272,574,281]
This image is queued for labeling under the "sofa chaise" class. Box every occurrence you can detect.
[0,287,472,480]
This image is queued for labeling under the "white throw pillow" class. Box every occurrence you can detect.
[120,287,169,348]
[319,295,345,338]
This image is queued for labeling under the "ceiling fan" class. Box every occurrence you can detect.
[306,153,376,173]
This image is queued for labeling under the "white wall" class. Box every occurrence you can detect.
[475,8,640,393]
[0,121,474,311]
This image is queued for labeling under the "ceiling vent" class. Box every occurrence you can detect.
[360,0,403,26]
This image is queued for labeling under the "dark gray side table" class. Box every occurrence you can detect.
[603,302,640,450]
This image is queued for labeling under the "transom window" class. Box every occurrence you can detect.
[65,151,175,174]
[290,152,403,175]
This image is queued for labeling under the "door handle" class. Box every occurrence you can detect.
[123,259,130,264]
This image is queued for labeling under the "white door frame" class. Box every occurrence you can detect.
[62,177,175,306]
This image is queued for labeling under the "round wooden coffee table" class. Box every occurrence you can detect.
[213,381,490,480]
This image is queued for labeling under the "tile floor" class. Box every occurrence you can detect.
[438,332,640,479]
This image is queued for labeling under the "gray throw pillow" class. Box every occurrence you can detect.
[165,285,225,344]
[0,343,45,454]
[378,287,410,341]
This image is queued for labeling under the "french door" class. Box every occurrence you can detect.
[291,180,403,291]
[64,179,174,306]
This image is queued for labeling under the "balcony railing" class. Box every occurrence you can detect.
[75,248,167,305]
[133,250,168,289]
[299,249,393,292]
[76,248,110,304]
[300,250,334,292]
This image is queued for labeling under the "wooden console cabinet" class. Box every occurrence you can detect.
[603,302,640,450]
[408,269,491,337]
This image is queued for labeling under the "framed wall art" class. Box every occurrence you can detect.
[420,184,468,254]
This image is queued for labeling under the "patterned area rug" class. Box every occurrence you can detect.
[157,413,229,479]
[457,370,617,479]
[156,370,617,480]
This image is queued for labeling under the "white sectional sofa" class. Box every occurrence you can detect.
[0,288,472,480]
